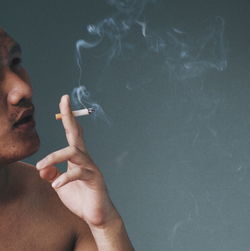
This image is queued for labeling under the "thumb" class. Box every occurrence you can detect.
[38,165,60,183]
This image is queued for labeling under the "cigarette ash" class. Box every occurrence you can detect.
[71,85,111,125]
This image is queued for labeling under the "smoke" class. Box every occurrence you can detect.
[71,0,227,122]
[162,16,227,81]
[83,0,157,61]
[71,85,111,125]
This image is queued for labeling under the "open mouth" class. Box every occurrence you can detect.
[13,115,34,128]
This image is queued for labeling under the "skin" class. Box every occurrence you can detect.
[0,29,134,250]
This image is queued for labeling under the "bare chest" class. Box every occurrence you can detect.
[0,204,76,251]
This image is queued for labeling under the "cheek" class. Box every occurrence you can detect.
[0,130,16,148]
[0,119,10,137]
[0,69,3,81]
[0,87,8,109]
[0,102,12,134]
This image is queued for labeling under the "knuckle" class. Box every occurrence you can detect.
[75,126,82,137]
[65,172,75,182]
[70,145,80,155]
[64,172,70,180]
[64,128,70,135]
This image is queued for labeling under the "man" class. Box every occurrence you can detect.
[0,28,134,250]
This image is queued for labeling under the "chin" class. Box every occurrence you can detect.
[0,130,40,165]
[17,131,41,159]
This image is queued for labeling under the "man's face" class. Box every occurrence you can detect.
[0,29,40,164]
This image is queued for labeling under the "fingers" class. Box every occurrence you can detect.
[36,145,99,187]
[39,165,60,182]
[37,162,96,188]
[38,95,96,188]
[51,167,95,188]
[36,146,92,170]
[59,95,85,151]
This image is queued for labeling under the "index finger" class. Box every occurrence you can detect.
[59,95,85,150]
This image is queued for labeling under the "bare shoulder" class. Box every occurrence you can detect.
[10,161,95,246]
[12,161,60,203]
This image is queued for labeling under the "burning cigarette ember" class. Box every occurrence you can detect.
[55,108,95,120]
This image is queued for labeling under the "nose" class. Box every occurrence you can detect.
[4,68,33,106]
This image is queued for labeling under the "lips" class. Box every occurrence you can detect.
[13,109,35,129]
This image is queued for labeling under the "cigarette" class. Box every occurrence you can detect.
[55,108,95,120]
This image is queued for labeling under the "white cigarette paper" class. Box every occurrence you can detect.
[55,108,93,120]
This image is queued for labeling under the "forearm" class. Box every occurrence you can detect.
[89,214,134,251]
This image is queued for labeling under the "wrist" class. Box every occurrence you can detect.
[89,215,134,251]
[86,206,134,251]
[88,208,122,231]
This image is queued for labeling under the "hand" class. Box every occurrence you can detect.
[36,95,119,227]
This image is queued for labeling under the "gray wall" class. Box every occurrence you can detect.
[1,0,250,250]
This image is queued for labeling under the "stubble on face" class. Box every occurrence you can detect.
[0,28,40,165]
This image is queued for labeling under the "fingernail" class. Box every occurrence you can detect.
[52,179,61,188]
[63,94,70,102]
[61,94,68,103]
[36,161,44,170]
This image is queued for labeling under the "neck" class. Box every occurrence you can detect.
[0,164,9,201]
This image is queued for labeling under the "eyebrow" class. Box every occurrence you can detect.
[9,43,22,56]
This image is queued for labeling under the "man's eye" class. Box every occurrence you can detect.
[11,57,22,67]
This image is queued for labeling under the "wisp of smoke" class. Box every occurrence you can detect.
[71,0,227,122]
[71,85,111,125]
[162,16,227,81]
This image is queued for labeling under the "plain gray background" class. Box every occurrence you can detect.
[1,0,250,250]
